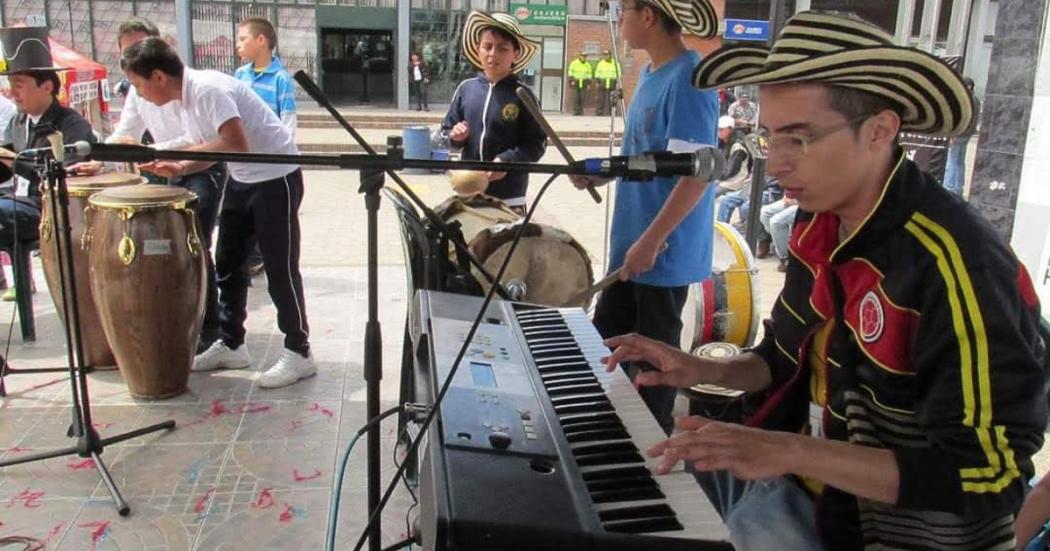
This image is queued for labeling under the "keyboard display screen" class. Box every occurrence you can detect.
[470,361,497,388]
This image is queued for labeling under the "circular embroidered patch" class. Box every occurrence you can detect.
[859,290,885,343]
[501,102,520,123]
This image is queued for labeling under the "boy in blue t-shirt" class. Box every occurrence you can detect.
[571,0,719,434]
[235,17,297,139]
[234,17,298,275]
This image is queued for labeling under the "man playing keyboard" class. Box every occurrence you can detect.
[604,11,1048,551]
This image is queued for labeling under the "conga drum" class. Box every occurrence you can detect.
[86,185,205,399]
[680,222,760,351]
[471,222,594,307]
[39,172,145,369]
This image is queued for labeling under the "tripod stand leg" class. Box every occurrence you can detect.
[0,444,80,467]
[99,419,176,447]
[92,451,131,516]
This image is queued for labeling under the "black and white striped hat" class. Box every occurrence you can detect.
[462,11,540,74]
[644,0,719,39]
[692,11,975,136]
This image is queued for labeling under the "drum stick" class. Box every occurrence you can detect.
[515,87,603,204]
[564,243,668,306]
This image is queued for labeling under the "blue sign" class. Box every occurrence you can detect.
[724,19,771,42]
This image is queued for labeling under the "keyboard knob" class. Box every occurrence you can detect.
[488,431,512,450]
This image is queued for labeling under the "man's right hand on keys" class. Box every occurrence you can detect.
[601,333,709,389]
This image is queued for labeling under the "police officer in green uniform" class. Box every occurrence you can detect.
[567,51,593,116]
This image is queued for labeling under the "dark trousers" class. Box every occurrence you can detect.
[596,82,617,116]
[215,169,310,355]
[573,85,586,116]
[0,198,40,245]
[593,280,689,434]
[410,80,428,110]
[173,164,225,340]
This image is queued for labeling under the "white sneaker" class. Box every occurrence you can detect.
[192,341,252,372]
[257,349,317,389]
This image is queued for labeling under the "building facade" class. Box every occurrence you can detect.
[0,0,1004,113]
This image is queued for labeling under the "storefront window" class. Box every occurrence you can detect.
[410,9,477,104]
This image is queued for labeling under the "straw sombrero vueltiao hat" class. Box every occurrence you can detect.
[0,27,69,74]
[692,11,974,137]
[643,0,719,40]
[462,11,540,74]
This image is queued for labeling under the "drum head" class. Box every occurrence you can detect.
[89,184,196,209]
[474,223,593,307]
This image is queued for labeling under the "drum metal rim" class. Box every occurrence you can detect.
[88,196,198,211]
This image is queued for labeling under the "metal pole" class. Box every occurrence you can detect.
[895,0,917,46]
[175,0,194,68]
[743,0,788,253]
[918,0,941,52]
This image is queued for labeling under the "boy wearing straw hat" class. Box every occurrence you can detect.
[440,11,547,212]
[603,11,1047,549]
[571,0,720,435]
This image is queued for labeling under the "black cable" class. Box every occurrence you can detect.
[393,423,419,541]
[352,172,561,551]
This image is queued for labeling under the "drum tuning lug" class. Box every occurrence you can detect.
[118,234,136,265]
[39,216,52,242]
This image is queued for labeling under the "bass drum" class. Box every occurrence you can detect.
[433,193,521,246]
[680,222,760,351]
[471,222,593,308]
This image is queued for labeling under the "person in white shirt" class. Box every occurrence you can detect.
[122,37,315,389]
[74,17,225,353]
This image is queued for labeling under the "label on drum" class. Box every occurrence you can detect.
[143,239,172,256]
[14,175,30,197]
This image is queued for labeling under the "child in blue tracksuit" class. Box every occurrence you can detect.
[441,11,547,211]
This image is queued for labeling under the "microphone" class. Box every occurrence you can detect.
[88,143,159,163]
[574,148,725,181]
[20,140,92,161]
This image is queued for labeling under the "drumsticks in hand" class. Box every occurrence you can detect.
[515,87,602,204]
[564,243,668,306]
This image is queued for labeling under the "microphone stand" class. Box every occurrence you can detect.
[602,0,628,274]
[0,154,176,516]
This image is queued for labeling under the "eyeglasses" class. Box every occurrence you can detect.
[746,115,870,162]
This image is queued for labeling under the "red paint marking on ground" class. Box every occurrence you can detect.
[207,400,272,418]
[279,501,296,520]
[292,468,322,482]
[307,403,335,419]
[193,488,215,514]
[235,403,271,414]
[208,400,229,417]
[2,446,33,453]
[6,488,45,508]
[250,487,275,509]
[289,418,304,432]
[91,421,114,430]
[78,521,111,550]
[41,522,64,546]
[68,458,96,471]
